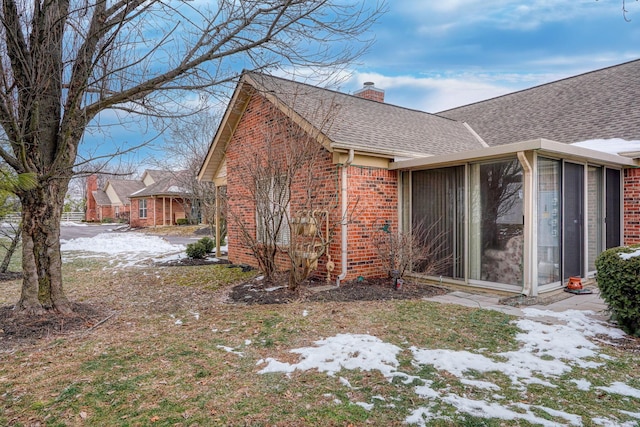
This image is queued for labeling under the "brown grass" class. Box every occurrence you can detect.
[1,255,639,426]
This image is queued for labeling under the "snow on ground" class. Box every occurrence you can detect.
[258,309,638,426]
[56,230,638,424]
[61,232,186,268]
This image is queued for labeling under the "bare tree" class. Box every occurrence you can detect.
[0,0,385,314]
[0,169,36,273]
[373,220,452,281]
[229,96,341,290]
[153,107,223,236]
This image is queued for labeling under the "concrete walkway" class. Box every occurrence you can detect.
[424,286,609,319]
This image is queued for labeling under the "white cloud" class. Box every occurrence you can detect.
[346,71,541,112]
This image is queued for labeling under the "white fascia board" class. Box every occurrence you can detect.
[390,138,639,170]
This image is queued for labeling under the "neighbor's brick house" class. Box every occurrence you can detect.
[199,60,640,296]
[86,169,195,227]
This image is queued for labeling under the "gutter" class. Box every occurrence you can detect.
[336,149,354,287]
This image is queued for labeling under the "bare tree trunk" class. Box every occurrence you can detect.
[0,223,21,273]
[15,182,72,314]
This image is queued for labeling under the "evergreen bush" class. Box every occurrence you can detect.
[186,241,207,259]
[595,245,640,336]
[199,237,215,253]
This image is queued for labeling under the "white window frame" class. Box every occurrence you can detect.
[139,199,148,218]
[256,177,290,246]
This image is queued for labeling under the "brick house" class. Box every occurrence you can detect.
[86,170,194,227]
[198,60,640,296]
[129,170,195,228]
[85,174,144,222]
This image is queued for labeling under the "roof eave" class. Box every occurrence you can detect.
[390,138,639,170]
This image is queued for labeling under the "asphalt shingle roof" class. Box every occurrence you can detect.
[130,171,192,198]
[92,190,111,206]
[108,180,144,204]
[438,59,640,146]
[247,73,483,157]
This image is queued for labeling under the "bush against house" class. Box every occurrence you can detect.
[595,246,640,336]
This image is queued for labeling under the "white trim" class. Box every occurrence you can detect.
[463,122,489,148]
[391,138,638,171]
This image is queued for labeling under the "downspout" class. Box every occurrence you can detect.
[517,151,533,296]
[336,149,354,287]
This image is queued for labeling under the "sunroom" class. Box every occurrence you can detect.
[392,138,635,296]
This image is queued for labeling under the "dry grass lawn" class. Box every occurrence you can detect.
[0,252,638,426]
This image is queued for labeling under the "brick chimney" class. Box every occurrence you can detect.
[85,174,98,222]
[354,82,385,102]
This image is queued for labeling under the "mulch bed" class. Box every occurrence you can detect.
[0,303,111,352]
[228,276,448,305]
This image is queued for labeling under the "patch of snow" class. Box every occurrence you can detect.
[572,138,640,156]
[619,249,640,260]
[571,379,591,391]
[460,378,500,391]
[441,395,567,427]
[217,345,244,357]
[265,286,284,292]
[619,410,640,419]
[302,310,309,317]
[355,401,374,411]
[62,232,184,255]
[259,309,634,426]
[592,418,638,427]
[596,382,640,398]
[61,221,88,227]
[339,377,354,389]
[258,334,402,378]
[174,319,183,325]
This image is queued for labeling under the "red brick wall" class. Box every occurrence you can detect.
[85,175,99,222]
[624,168,640,245]
[225,91,398,282]
[130,198,190,228]
[353,85,385,103]
[343,166,398,279]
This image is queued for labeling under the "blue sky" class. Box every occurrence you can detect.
[80,0,640,170]
[342,0,640,112]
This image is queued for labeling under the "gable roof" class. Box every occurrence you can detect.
[129,170,192,198]
[107,180,145,205]
[438,59,640,147]
[198,72,483,182]
[92,189,112,206]
[142,169,174,184]
[247,72,483,156]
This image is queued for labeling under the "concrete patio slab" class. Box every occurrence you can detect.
[424,287,610,322]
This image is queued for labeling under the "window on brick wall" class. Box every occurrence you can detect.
[256,176,290,246]
[139,199,148,218]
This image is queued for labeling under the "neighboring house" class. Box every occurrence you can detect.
[85,174,144,222]
[129,170,195,228]
[198,60,640,296]
[86,170,194,227]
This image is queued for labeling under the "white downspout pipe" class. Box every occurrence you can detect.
[336,149,354,287]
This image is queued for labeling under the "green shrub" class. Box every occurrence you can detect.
[595,245,640,336]
[198,237,215,253]
[176,218,189,226]
[101,217,114,223]
[186,241,207,259]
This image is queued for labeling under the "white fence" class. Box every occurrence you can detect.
[1,211,85,224]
